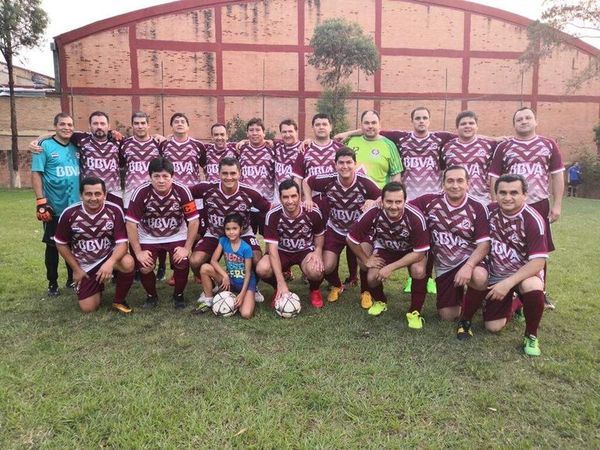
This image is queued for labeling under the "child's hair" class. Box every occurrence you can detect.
[224,212,244,229]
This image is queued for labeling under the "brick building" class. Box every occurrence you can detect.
[3,0,599,186]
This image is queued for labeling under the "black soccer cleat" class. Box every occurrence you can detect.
[173,293,186,309]
[456,320,473,341]
[47,283,60,297]
[143,294,159,309]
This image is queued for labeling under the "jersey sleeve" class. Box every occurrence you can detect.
[53,209,72,245]
[70,132,87,147]
[488,141,507,178]
[250,189,272,213]
[189,182,208,199]
[31,146,47,172]
[407,207,430,252]
[473,202,491,243]
[311,209,326,236]
[195,141,207,168]
[409,193,436,214]
[125,188,145,223]
[524,209,549,259]
[291,154,305,178]
[306,174,326,193]
[384,138,403,175]
[112,207,129,243]
[548,139,565,174]
[380,130,410,143]
[435,131,457,146]
[347,208,376,244]
[366,178,382,200]
[178,186,199,222]
[263,210,279,245]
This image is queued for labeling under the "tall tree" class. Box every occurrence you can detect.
[520,0,600,92]
[308,18,380,134]
[0,0,48,188]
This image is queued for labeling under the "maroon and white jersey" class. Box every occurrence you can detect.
[55,201,127,272]
[126,181,199,244]
[488,202,548,282]
[72,132,122,195]
[274,140,303,186]
[120,136,161,196]
[489,136,564,204]
[204,142,239,182]
[411,193,490,276]
[264,204,325,253]
[190,181,270,238]
[442,137,497,204]
[348,204,430,253]
[307,173,381,236]
[382,131,456,200]
[160,138,207,187]
[292,140,342,179]
[238,143,275,201]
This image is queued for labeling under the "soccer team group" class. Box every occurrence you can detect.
[31,104,564,356]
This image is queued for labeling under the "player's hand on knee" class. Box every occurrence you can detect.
[366,255,385,269]
[136,250,154,268]
[376,265,392,281]
[73,268,88,286]
[96,261,115,283]
[36,198,53,222]
[454,264,473,287]
[220,276,231,291]
[486,280,510,302]
[172,246,188,264]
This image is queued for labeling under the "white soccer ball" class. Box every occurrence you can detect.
[275,292,302,319]
[212,291,238,317]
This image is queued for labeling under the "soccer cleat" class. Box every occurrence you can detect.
[543,293,556,311]
[166,275,175,286]
[403,277,412,293]
[156,265,166,281]
[343,276,358,288]
[310,290,324,308]
[47,283,60,297]
[255,289,265,303]
[173,293,186,309]
[456,320,473,340]
[360,291,373,309]
[406,311,425,330]
[514,308,525,323]
[192,303,212,315]
[327,285,344,302]
[112,302,133,314]
[65,279,75,289]
[523,334,541,356]
[367,301,388,316]
[426,278,437,294]
[283,270,294,282]
[143,294,159,309]
[196,292,213,305]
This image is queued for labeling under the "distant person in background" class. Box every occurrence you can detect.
[567,162,583,197]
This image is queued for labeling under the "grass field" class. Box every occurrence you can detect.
[1,189,599,448]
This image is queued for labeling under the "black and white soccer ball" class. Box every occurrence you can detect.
[275,292,301,318]
[212,291,238,317]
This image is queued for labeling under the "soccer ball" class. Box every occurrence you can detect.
[275,292,301,319]
[212,291,238,317]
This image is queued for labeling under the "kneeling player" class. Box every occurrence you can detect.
[347,182,430,323]
[256,179,326,308]
[197,213,257,318]
[126,157,199,309]
[55,177,135,313]
[457,174,548,356]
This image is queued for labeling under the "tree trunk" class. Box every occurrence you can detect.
[6,42,21,188]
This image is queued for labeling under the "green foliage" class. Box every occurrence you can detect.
[225,114,276,142]
[520,1,600,91]
[308,18,380,89]
[572,148,600,195]
[1,190,599,447]
[316,85,351,136]
[594,121,600,149]
[0,0,48,57]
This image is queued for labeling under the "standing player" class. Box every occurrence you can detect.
[126,157,200,309]
[256,179,326,308]
[347,182,430,321]
[237,118,275,233]
[31,112,80,296]
[274,119,303,193]
[489,107,564,309]
[189,157,271,304]
[345,110,403,188]
[54,177,135,313]
[411,166,490,323]
[442,111,497,205]
[120,111,161,209]
[204,123,239,182]
[458,174,548,356]
[72,111,124,208]
[303,147,381,305]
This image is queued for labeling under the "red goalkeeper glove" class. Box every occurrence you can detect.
[36,198,54,222]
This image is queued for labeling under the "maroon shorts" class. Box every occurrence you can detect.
[373,248,411,266]
[76,259,108,300]
[323,228,348,255]
[139,240,190,270]
[194,235,262,254]
[529,198,555,252]
[278,249,312,272]
[482,291,513,322]
[435,260,487,310]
